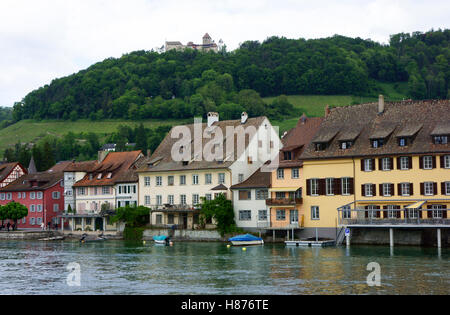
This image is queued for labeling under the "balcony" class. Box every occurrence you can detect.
[256,216,304,230]
[150,204,200,213]
[266,198,302,206]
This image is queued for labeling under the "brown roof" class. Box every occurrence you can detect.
[278,115,323,168]
[73,151,143,187]
[0,162,26,183]
[0,170,63,192]
[230,167,271,190]
[431,122,450,136]
[63,160,98,172]
[138,117,268,173]
[300,99,450,160]
[46,161,73,173]
[114,156,149,184]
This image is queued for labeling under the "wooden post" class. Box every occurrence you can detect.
[273,230,275,242]
[437,228,441,248]
[389,228,394,247]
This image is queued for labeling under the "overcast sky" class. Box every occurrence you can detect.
[0,0,448,107]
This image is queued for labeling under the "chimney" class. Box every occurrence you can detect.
[147,149,152,157]
[98,150,108,163]
[325,105,331,118]
[378,95,385,114]
[207,112,219,127]
[241,112,248,124]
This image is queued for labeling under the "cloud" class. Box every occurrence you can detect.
[0,0,448,107]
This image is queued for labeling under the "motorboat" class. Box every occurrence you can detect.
[153,235,171,245]
[228,234,264,246]
[80,233,108,243]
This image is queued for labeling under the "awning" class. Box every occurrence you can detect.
[269,187,301,192]
[405,201,426,209]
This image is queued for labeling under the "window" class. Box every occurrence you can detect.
[365,184,373,197]
[445,182,450,195]
[424,182,434,196]
[275,192,285,200]
[311,206,320,220]
[258,210,267,221]
[30,192,36,200]
[53,204,59,212]
[144,177,150,187]
[310,179,319,196]
[372,139,384,148]
[381,158,391,171]
[78,188,85,196]
[382,183,392,196]
[218,173,225,185]
[423,156,433,169]
[315,143,326,151]
[342,178,351,195]
[205,194,212,201]
[97,174,102,180]
[107,173,112,179]
[283,151,292,160]
[168,176,174,186]
[192,194,199,205]
[0,193,4,200]
[401,183,411,196]
[239,210,251,221]
[276,210,286,221]
[37,192,43,199]
[366,205,378,218]
[52,191,60,199]
[399,138,407,147]
[434,135,448,144]
[409,209,419,219]
[168,214,174,224]
[292,168,299,179]
[17,192,21,199]
[37,218,42,225]
[192,175,199,185]
[37,205,42,212]
[30,217,36,225]
[144,196,151,205]
[180,175,186,185]
[156,176,162,186]
[168,195,174,205]
[205,174,212,185]
[22,192,26,199]
[277,169,284,179]
[432,205,443,219]
[256,189,268,200]
[400,157,410,170]
[364,159,373,171]
[387,205,397,219]
[340,141,352,149]
[156,195,162,206]
[102,187,110,195]
[444,155,450,169]
[326,178,334,195]
[238,174,244,183]
[180,195,186,205]
[342,206,351,219]
[238,190,251,200]
[30,205,35,212]
[6,193,12,200]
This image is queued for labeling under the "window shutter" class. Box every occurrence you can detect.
[361,185,366,197]
[365,207,368,218]
[349,178,354,195]
[391,184,395,196]
[410,183,414,195]
[396,157,401,169]
[372,184,377,196]
[376,205,381,218]
[361,159,365,171]
[440,156,445,168]
[443,205,447,219]
[383,206,388,218]
[397,208,401,218]
[398,183,402,195]
[408,157,413,169]
[419,156,424,169]
[427,205,432,218]
[432,156,437,169]
[378,158,383,170]
[379,184,383,196]
[420,183,424,195]
[419,210,423,218]
[390,158,394,169]
[306,180,311,196]
[441,182,445,195]
[372,159,376,170]
[433,182,437,195]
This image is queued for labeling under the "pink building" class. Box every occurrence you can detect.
[0,170,65,229]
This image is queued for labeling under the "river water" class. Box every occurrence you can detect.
[0,240,448,295]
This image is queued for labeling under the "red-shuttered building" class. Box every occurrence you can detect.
[0,170,65,229]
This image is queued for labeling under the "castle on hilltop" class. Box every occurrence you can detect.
[164,33,224,53]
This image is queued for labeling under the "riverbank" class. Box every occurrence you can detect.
[0,230,58,240]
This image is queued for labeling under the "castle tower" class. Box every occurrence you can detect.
[203,33,212,45]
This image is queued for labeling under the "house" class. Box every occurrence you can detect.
[299,96,450,242]
[63,160,98,212]
[60,151,144,232]
[0,167,66,229]
[165,33,222,53]
[0,162,27,188]
[230,114,323,234]
[137,112,281,230]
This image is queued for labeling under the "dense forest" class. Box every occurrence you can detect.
[0,107,13,129]
[11,29,450,122]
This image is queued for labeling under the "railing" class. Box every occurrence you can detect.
[257,215,304,229]
[266,198,302,206]
[337,208,449,226]
[150,204,200,212]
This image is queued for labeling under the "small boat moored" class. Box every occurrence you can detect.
[153,235,172,246]
[80,233,108,243]
[228,234,264,246]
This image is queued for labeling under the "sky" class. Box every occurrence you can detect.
[0,0,448,108]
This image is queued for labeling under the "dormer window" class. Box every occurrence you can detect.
[97,174,102,180]
[284,151,292,160]
[107,173,112,179]
[315,143,327,151]
[340,141,353,150]
[399,138,407,147]
[371,139,384,148]
[434,135,448,144]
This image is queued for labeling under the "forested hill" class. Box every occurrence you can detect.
[12,29,450,122]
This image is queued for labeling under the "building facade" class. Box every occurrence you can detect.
[0,162,27,188]
[299,98,450,241]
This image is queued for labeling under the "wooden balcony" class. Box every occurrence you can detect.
[266,198,302,206]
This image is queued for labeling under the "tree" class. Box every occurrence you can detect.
[199,193,236,236]
[110,205,150,227]
[135,123,148,152]
[2,202,28,228]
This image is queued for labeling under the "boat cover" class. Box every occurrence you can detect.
[153,235,168,241]
[228,234,262,242]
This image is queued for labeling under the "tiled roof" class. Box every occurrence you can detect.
[63,160,98,172]
[0,162,25,182]
[138,116,268,173]
[230,167,271,190]
[0,170,63,192]
[73,151,143,187]
[300,99,450,160]
[46,161,73,173]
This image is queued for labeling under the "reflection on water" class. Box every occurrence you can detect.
[0,240,448,295]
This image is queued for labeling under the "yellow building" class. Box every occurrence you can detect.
[299,98,450,244]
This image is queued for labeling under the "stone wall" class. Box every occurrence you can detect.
[143,229,224,241]
[0,231,58,240]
